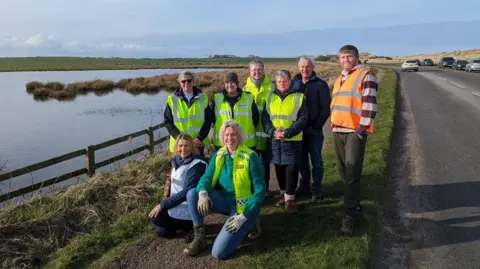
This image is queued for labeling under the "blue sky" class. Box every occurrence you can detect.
[1,0,479,57]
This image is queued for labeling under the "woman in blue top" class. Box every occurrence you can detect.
[148,133,207,239]
[183,120,266,260]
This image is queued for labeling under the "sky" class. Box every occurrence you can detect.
[1,0,480,58]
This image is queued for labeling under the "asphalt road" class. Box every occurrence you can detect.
[394,66,480,269]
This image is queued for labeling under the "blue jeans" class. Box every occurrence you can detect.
[299,132,324,192]
[187,188,257,260]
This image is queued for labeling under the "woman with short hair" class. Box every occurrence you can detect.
[262,70,308,213]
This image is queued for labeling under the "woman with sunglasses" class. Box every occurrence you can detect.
[164,70,214,156]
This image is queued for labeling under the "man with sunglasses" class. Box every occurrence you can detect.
[164,70,214,156]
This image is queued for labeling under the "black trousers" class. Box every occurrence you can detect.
[333,132,367,217]
[274,164,299,196]
[256,150,271,191]
[151,209,193,237]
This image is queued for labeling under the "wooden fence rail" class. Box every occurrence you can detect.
[0,122,168,202]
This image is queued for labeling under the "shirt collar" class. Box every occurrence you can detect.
[341,64,363,77]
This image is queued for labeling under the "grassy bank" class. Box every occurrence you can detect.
[0,153,171,269]
[0,56,298,72]
[26,62,341,101]
[226,69,396,269]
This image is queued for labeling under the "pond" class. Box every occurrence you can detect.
[0,68,221,205]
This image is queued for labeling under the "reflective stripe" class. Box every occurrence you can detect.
[331,105,362,115]
[332,91,362,99]
[256,132,269,137]
[257,105,263,112]
[271,115,296,120]
[186,127,201,133]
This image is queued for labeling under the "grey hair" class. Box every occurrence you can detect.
[249,60,264,70]
[275,70,291,80]
[298,55,316,67]
[219,120,244,146]
[177,70,195,81]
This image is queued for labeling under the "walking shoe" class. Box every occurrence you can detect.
[275,197,285,207]
[183,224,207,256]
[285,200,298,214]
[295,184,311,196]
[340,215,357,236]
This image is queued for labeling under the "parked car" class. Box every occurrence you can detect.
[465,59,480,72]
[452,60,469,70]
[414,59,422,66]
[438,56,455,68]
[423,59,434,66]
[401,60,419,72]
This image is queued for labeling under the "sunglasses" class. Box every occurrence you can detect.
[180,79,193,83]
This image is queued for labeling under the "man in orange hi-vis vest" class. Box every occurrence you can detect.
[330,45,378,236]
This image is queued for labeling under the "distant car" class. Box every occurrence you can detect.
[423,59,434,66]
[438,57,455,68]
[465,59,480,72]
[401,60,419,72]
[452,60,469,70]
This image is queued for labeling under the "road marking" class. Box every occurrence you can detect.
[472,91,480,98]
[448,81,467,89]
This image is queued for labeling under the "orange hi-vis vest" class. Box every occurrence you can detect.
[330,67,375,134]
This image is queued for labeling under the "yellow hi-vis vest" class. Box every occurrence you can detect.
[266,90,304,141]
[213,92,256,147]
[243,76,274,151]
[211,145,254,214]
[166,93,209,152]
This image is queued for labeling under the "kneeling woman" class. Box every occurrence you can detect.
[184,120,266,260]
[148,133,207,238]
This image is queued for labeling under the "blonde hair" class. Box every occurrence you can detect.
[174,133,199,156]
[219,120,244,147]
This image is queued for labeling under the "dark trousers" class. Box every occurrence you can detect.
[333,132,367,217]
[151,209,193,237]
[299,132,325,192]
[274,164,299,196]
[256,150,270,191]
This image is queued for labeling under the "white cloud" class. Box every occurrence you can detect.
[23,34,47,47]
[123,43,147,50]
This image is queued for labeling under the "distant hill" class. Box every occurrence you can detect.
[366,49,480,63]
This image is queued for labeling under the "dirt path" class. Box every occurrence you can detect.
[107,69,385,269]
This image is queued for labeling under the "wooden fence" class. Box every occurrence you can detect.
[0,122,168,202]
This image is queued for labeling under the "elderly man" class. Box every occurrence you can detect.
[331,45,378,236]
[243,60,274,199]
[164,70,213,155]
[293,56,331,202]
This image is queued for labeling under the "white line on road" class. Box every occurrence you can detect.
[472,91,480,98]
[448,81,467,89]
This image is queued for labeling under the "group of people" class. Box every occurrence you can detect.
[147,44,379,260]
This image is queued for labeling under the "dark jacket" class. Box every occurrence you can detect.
[164,86,214,141]
[211,88,259,129]
[262,86,308,165]
[159,154,207,210]
[292,72,331,135]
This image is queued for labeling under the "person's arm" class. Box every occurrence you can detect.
[164,101,181,138]
[284,97,308,138]
[160,161,207,210]
[242,152,266,219]
[315,81,332,129]
[251,98,259,127]
[198,104,213,141]
[196,152,217,192]
[358,73,378,135]
[209,99,216,125]
[262,102,275,137]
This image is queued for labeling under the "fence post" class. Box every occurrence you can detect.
[147,127,154,155]
[85,146,96,176]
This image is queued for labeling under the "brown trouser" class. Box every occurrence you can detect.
[333,132,367,217]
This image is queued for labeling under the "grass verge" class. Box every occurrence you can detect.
[224,68,397,269]
[0,153,170,269]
